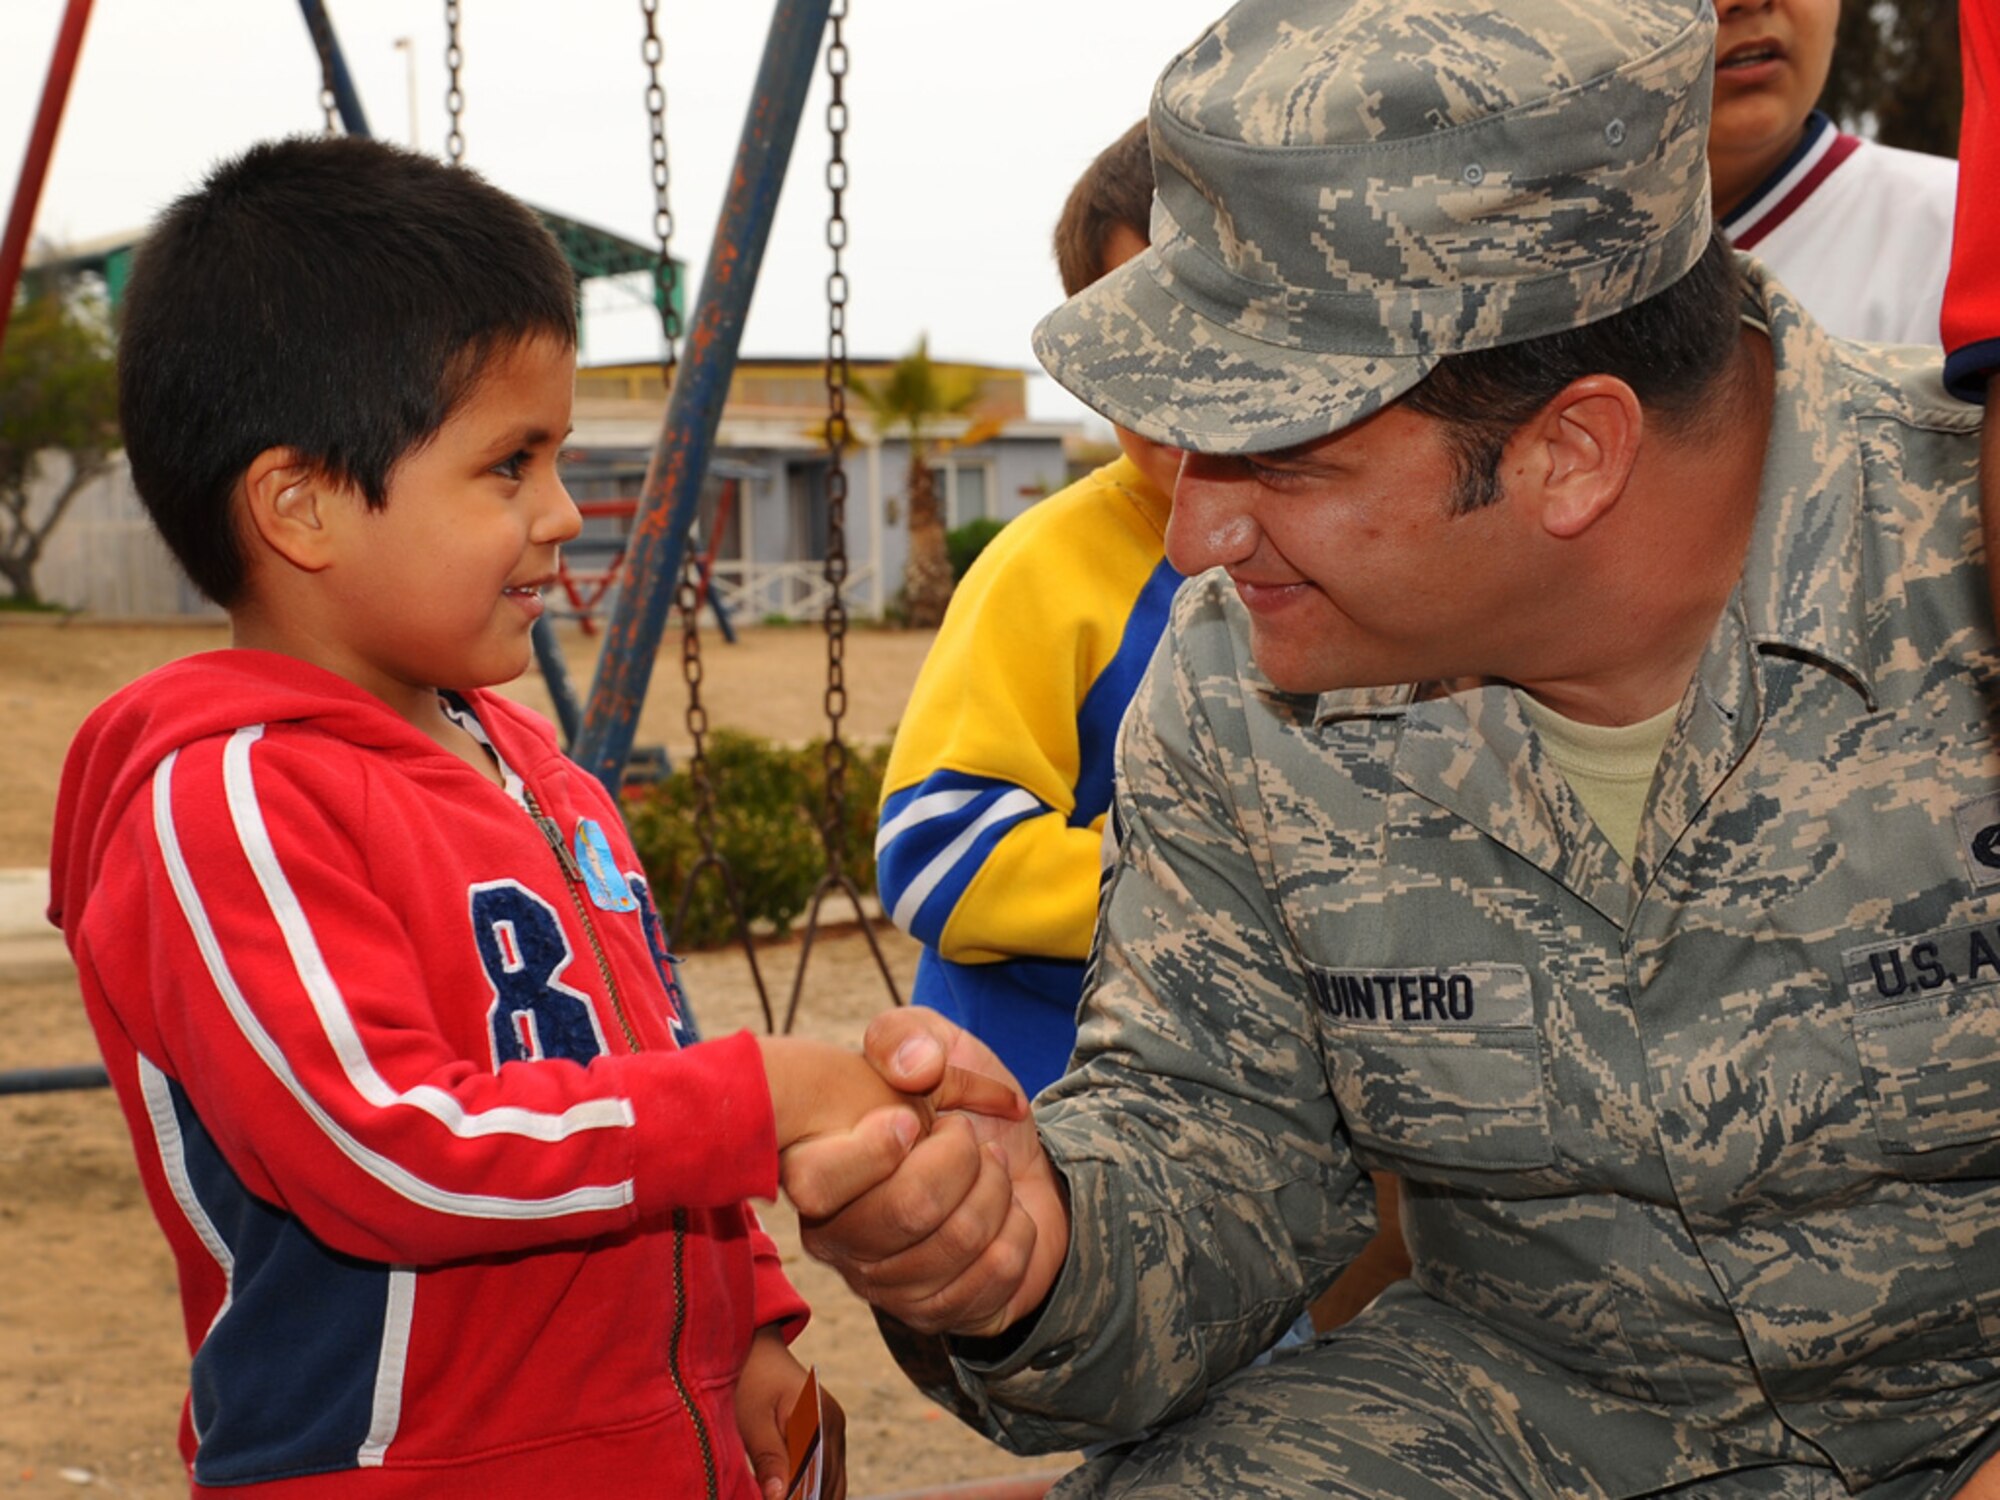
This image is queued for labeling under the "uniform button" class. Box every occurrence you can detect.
[1028,1341,1077,1371]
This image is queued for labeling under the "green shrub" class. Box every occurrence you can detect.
[946,515,1008,582]
[622,729,889,950]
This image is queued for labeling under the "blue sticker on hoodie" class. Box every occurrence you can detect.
[573,818,640,912]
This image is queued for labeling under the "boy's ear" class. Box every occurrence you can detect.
[1509,376,1643,540]
[240,447,339,572]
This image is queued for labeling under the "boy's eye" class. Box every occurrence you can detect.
[491,450,532,481]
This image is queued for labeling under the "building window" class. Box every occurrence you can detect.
[928,460,994,528]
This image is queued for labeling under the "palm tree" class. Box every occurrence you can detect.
[853,336,980,628]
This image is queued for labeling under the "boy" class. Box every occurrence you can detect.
[875,120,1181,1099]
[1709,0,1957,345]
[48,136,1011,1500]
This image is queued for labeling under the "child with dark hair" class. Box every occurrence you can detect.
[1708,0,1957,345]
[875,119,1180,1099]
[50,135,1012,1500]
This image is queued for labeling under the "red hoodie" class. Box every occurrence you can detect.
[49,650,802,1499]
[1946,0,2000,400]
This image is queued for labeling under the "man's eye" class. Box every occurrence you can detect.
[1248,460,1311,488]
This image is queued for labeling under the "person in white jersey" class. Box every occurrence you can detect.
[1709,0,1958,346]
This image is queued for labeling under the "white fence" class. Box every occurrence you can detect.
[704,560,885,623]
[555,558,886,628]
[30,457,220,618]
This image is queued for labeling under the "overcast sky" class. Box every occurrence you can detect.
[2,0,1226,432]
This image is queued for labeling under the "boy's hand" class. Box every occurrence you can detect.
[757,1035,1026,1153]
[784,1010,1071,1339]
[735,1326,845,1500]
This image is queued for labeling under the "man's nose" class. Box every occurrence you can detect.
[1165,454,1260,575]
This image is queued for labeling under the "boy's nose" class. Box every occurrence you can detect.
[1165,456,1260,576]
[537,476,583,546]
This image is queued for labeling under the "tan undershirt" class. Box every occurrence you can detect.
[1515,691,1680,866]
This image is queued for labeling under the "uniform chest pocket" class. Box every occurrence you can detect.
[1843,925,2000,1161]
[1306,961,1556,1174]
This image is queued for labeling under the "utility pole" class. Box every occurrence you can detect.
[393,36,418,149]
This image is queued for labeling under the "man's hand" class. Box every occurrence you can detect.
[1961,1443,2000,1499]
[781,1009,1071,1338]
[734,1325,845,1500]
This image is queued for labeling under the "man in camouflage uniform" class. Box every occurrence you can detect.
[782,0,2000,1494]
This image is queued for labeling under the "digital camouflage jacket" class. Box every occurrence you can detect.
[928,271,2000,1493]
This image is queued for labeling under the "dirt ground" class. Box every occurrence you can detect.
[0,617,1072,1499]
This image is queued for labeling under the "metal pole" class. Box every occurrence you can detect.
[574,0,834,795]
[0,1064,109,1096]
[532,615,583,747]
[296,0,373,138]
[0,0,96,359]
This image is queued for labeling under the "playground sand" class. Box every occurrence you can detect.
[0,617,1070,1498]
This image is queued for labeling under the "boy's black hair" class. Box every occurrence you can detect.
[117,135,578,605]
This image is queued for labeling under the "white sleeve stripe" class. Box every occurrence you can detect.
[874,786,981,856]
[220,726,633,1141]
[889,788,1041,931]
[153,744,634,1222]
[138,1052,236,1358]
[358,1267,415,1466]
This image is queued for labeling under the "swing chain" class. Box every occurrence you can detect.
[819,0,853,873]
[444,0,466,164]
[785,0,904,1030]
[639,0,717,876]
[639,0,681,368]
[639,0,774,1030]
[676,566,722,860]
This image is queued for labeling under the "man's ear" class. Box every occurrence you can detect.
[240,448,339,572]
[1511,376,1643,540]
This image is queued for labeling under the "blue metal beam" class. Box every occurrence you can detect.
[295,0,372,138]
[574,0,834,794]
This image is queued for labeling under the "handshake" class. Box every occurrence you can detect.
[756,1012,1071,1339]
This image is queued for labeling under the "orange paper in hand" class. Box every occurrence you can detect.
[782,1367,824,1500]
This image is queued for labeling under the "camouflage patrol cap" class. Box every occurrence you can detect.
[1033,0,1717,454]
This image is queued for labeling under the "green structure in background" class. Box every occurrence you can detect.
[25,206,684,330]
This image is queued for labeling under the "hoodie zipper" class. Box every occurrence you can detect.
[522,783,638,1053]
[521,780,717,1500]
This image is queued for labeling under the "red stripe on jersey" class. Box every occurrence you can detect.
[1732,132,1862,251]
